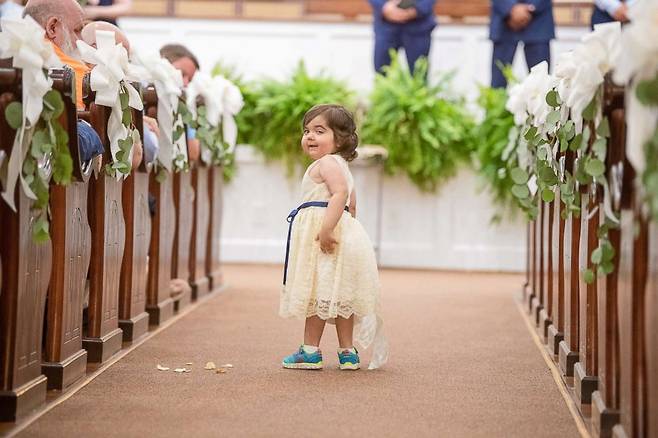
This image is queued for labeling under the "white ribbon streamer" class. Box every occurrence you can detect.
[0,16,62,211]
[133,50,184,171]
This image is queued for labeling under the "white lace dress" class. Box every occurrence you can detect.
[279,154,388,369]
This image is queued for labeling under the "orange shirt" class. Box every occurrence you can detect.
[51,42,89,110]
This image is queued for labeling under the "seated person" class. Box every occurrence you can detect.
[77,119,104,164]
[83,0,132,27]
[24,0,88,109]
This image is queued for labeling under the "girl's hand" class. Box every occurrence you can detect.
[316,229,338,254]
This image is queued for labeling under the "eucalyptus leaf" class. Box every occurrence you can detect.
[510,167,529,185]
[5,101,23,130]
[512,184,530,199]
[542,188,555,203]
[583,268,595,284]
[585,158,605,177]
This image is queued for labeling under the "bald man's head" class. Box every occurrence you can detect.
[24,0,85,57]
[81,21,131,54]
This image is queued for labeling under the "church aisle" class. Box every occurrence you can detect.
[20,265,580,437]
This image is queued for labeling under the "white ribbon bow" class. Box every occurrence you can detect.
[186,72,244,155]
[133,50,184,171]
[0,15,62,210]
[77,30,143,177]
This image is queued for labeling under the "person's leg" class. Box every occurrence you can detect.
[523,41,551,72]
[374,27,401,73]
[401,31,432,75]
[491,41,518,88]
[303,316,326,346]
[335,315,355,348]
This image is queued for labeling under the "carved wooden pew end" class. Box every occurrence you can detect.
[0,69,51,421]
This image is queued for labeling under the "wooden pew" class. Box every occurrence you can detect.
[142,86,177,325]
[118,98,151,343]
[81,78,125,363]
[41,68,92,391]
[614,199,648,438]
[574,172,600,405]
[559,150,581,380]
[539,199,554,340]
[590,82,625,437]
[547,182,565,356]
[0,68,51,421]
[171,148,194,306]
[646,221,657,438]
[206,166,224,290]
[531,203,545,326]
[189,162,210,298]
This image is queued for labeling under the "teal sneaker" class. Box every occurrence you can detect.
[338,348,360,370]
[282,345,323,370]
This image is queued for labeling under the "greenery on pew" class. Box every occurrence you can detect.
[636,73,658,223]
[361,55,474,192]
[105,87,140,178]
[4,90,73,243]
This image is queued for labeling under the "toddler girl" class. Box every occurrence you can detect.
[279,104,388,370]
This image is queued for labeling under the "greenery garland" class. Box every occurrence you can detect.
[4,89,73,243]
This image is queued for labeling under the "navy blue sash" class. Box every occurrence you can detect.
[283,201,350,285]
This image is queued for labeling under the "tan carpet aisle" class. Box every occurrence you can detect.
[20,265,580,437]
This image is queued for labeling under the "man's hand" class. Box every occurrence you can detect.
[382,0,416,23]
[507,4,535,31]
[612,3,629,22]
[316,228,338,254]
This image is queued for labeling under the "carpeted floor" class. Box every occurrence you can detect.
[20,264,580,437]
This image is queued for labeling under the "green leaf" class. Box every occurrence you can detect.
[596,117,610,138]
[585,158,606,177]
[5,101,23,130]
[592,138,607,160]
[32,217,50,243]
[591,247,603,264]
[636,76,658,105]
[43,90,65,119]
[511,167,529,185]
[547,110,560,126]
[119,91,129,111]
[52,148,73,185]
[512,184,530,199]
[122,108,132,126]
[542,188,555,202]
[583,97,597,121]
[583,269,595,284]
[546,90,560,108]
[569,134,583,152]
[524,126,538,141]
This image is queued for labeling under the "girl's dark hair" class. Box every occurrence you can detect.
[302,104,358,162]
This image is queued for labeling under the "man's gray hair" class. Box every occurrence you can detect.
[23,1,62,27]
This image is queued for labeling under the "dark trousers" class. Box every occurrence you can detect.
[491,41,551,88]
[374,30,432,74]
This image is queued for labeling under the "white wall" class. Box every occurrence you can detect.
[121,18,590,99]
[119,18,590,271]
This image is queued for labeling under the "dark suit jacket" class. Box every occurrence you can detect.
[489,0,555,43]
[369,0,437,35]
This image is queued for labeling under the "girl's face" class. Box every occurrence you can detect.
[301,115,336,160]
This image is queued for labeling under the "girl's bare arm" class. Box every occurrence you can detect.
[317,156,349,252]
